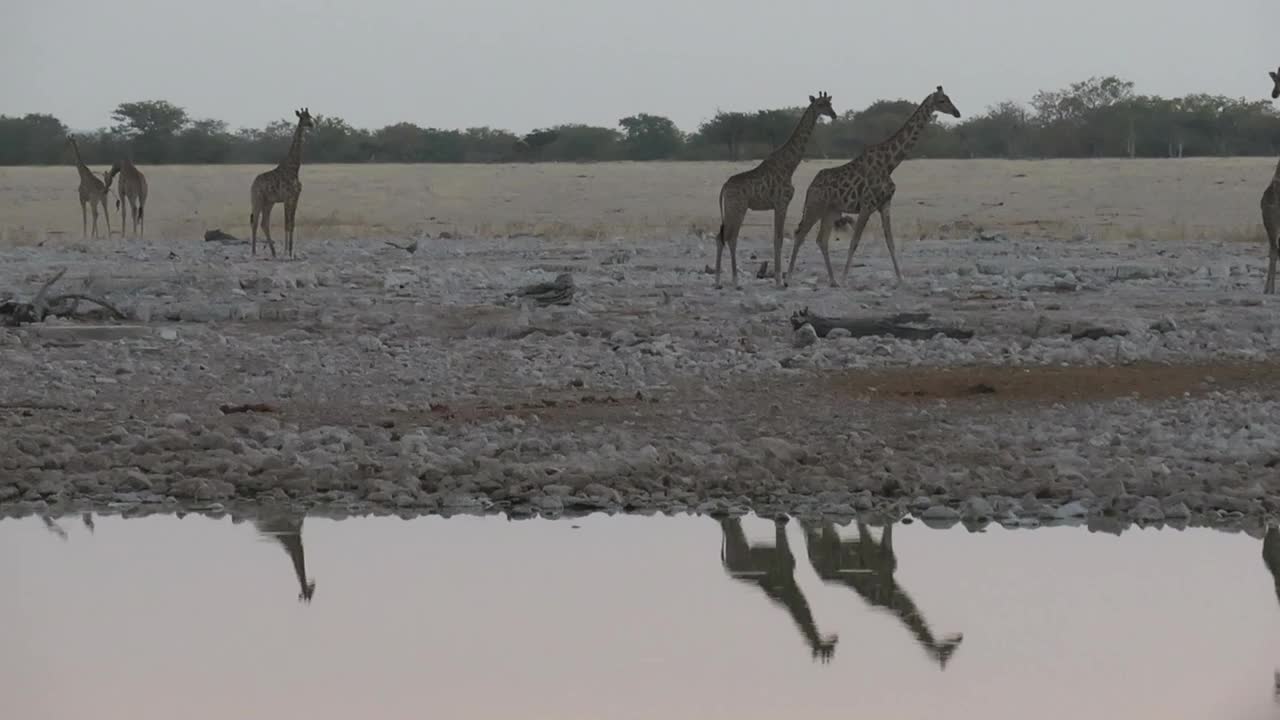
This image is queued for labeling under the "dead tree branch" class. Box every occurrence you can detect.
[790,307,975,341]
[510,273,575,306]
[0,269,128,326]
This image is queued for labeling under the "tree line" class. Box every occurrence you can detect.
[2,75,1278,166]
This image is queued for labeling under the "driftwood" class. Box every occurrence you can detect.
[384,239,419,254]
[790,307,975,341]
[204,228,246,244]
[1070,326,1129,341]
[219,402,277,415]
[510,273,575,306]
[0,269,127,327]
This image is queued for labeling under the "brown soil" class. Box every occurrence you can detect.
[823,360,1280,403]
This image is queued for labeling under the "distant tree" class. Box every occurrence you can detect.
[1,77,1279,165]
[746,108,802,149]
[177,118,234,163]
[695,111,750,160]
[308,115,369,163]
[618,113,683,160]
[110,100,190,162]
[0,113,67,164]
[513,128,561,161]
[542,124,621,162]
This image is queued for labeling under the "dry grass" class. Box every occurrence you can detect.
[0,157,1274,245]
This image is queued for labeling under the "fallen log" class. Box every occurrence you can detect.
[789,307,975,341]
[219,402,277,414]
[509,272,575,306]
[204,228,246,244]
[0,268,127,327]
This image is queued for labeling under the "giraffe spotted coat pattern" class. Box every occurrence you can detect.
[1262,66,1280,294]
[787,86,961,287]
[714,92,836,289]
[250,108,315,259]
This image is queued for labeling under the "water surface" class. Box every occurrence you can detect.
[5,513,1280,720]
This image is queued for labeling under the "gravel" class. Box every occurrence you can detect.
[2,230,1280,531]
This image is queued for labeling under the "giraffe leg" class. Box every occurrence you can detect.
[772,204,788,289]
[260,202,277,259]
[1265,209,1278,295]
[814,214,839,287]
[725,221,743,289]
[250,209,258,256]
[879,203,903,284]
[842,208,874,282]
[284,196,299,259]
[102,197,112,239]
[90,201,100,239]
[788,212,819,287]
[137,199,144,239]
[81,201,88,239]
[714,223,726,289]
[716,200,746,290]
[1267,240,1277,295]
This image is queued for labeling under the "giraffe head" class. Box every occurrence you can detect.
[101,170,114,189]
[295,107,315,130]
[1270,68,1279,100]
[807,92,837,121]
[929,86,962,119]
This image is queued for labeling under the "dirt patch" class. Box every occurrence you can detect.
[824,361,1280,403]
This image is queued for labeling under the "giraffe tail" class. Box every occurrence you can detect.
[716,223,726,247]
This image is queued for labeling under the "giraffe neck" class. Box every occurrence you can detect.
[69,140,95,182]
[762,106,820,175]
[280,121,307,174]
[873,96,936,172]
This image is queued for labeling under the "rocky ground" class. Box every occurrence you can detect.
[3,229,1280,532]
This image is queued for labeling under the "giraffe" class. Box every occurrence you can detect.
[787,86,961,287]
[255,512,317,603]
[713,92,837,289]
[107,157,148,239]
[801,520,964,669]
[1261,67,1280,294]
[250,108,315,259]
[66,137,112,239]
[718,517,838,662]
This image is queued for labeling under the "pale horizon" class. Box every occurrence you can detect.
[1,0,1277,135]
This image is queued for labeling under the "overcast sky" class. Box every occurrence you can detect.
[2,0,1276,134]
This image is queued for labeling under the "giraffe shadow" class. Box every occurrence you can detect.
[800,520,964,670]
[254,511,317,604]
[718,517,839,662]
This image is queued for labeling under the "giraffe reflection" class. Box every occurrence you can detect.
[801,521,964,669]
[718,517,839,662]
[1261,526,1280,703]
[40,515,68,541]
[254,513,317,604]
[39,513,95,540]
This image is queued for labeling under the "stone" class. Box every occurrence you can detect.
[921,505,960,521]
[1132,496,1165,523]
[961,496,994,521]
[1054,501,1089,519]
[792,323,818,348]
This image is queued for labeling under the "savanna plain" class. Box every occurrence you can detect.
[3,158,1280,532]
